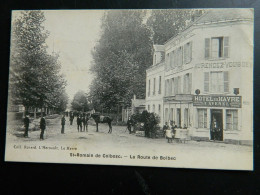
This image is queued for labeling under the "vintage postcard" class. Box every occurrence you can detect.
[5,9,253,170]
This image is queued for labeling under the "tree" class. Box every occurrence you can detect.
[90,10,153,111]
[71,91,89,112]
[147,9,204,45]
[9,11,68,115]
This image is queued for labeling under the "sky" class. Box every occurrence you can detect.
[43,10,105,100]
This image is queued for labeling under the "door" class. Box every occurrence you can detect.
[177,108,181,128]
[210,109,223,141]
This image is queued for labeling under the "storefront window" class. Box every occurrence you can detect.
[198,109,207,128]
[226,109,238,130]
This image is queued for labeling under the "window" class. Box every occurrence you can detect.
[165,108,169,122]
[148,105,150,111]
[177,76,182,94]
[184,108,189,128]
[153,78,156,95]
[205,37,230,59]
[154,54,157,65]
[177,47,183,67]
[158,76,162,94]
[198,109,207,128]
[152,104,155,113]
[148,80,150,96]
[211,72,224,93]
[226,110,238,130]
[166,53,170,71]
[171,78,175,95]
[158,104,161,114]
[204,71,229,93]
[183,73,192,94]
[170,51,174,68]
[174,77,178,95]
[184,42,192,64]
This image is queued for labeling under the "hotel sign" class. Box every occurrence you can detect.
[193,95,242,108]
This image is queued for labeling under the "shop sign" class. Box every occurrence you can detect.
[193,95,242,108]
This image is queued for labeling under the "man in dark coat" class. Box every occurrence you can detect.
[23,115,30,137]
[77,116,82,132]
[83,115,89,132]
[127,117,133,134]
[40,116,46,140]
[61,115,66,134]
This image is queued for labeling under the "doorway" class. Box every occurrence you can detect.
[177,108,181,128]
[210,109,223,141]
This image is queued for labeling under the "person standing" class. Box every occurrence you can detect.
[40,116,46,140]
[23,114,30,137]
[77,115,82,132]
[127,117,133,134]
[61,115,66,134]
[83,115,89,132]
[162,122,169,137]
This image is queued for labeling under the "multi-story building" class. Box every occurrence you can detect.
[146,45,165,126]
[145,9,253,144]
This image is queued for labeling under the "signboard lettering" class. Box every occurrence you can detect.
[193,95,242,108]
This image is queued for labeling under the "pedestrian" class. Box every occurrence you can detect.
[40,116,46,140]
[61,115,66,134]
[211,118,217,141]
[23,114,30,137]
[165,126,173,143]
[162,122,169,137]
[127,117,133,134]
[77,115,82,132]
[83,115,89,132]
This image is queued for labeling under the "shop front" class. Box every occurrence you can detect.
[191,95,242,143]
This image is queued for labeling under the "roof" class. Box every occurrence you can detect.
[194,9,253,25]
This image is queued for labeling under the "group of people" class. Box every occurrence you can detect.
[23,112,90,140]
[163,120,177,143]
[69,112,90,132]
[23,114,47,140]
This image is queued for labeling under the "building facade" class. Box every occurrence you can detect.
[146,45,165,126]
[146,9,253,144]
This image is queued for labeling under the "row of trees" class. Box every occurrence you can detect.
[9,11,68,115]
[90,9,204,112]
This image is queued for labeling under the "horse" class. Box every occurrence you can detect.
[90,113,113,133]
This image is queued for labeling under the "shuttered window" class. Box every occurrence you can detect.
[174,77,178,95]
[205,37,230,59]
[205,38,210,59]
[224,71,229,92]
[158,76,161,94]
[223,37,230,58]
[204,71,229,93]
[189,73,192,94]
[204,72,209,92]
[171,78,175,95]
[184,42,192,64]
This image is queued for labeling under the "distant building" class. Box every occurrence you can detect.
[146,9,253,144]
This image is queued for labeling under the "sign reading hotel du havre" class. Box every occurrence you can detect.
[193,95,242,108]
[5,9,253,171]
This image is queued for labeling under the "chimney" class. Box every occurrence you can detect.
[133,94,136,100]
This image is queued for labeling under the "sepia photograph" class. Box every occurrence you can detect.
[5,8,254,170]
